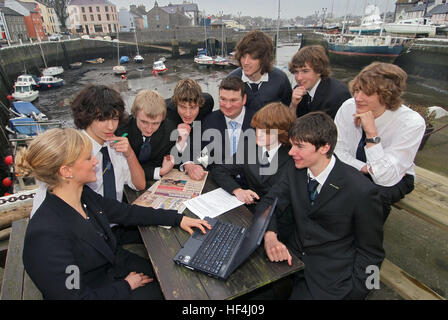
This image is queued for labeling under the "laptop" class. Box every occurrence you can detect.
[173,198,278,280]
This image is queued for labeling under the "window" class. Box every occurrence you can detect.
[90,14,94,21]
[81,7,85,13]
[89,7,92,13]
[83,15,87,21]
[94,25,102,32]
[106,14,110,20]
[96,7,100,12]
[155,15,159,21]
[105,6,109,12]
[98,14,101,21]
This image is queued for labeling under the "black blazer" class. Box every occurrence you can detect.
[116,116,177,182]
[202,108,257,167]
[23,186,183,300]
[296,77,351,119]
[257,157,385,299]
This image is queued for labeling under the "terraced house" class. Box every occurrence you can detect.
[67,0,118,35]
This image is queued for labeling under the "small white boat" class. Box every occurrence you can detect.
[37,75,64,90]
[12,82,39,102]
[152,60,168,75]
[213,56,231,67]
[134,54,144,63]
[86,58,105,64]
[194,55,214,65]
[69,62,82,69]
[113,65,127,75]
[42,66,64,76]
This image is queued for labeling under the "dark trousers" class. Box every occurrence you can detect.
[377,174,415,222]
[111,247,164,300]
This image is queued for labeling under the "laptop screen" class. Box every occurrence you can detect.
[229,198,278,270]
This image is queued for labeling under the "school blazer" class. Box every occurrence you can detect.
[257,157,385,299]
[22,186,182,300]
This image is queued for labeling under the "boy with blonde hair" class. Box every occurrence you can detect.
[117,89,176,184]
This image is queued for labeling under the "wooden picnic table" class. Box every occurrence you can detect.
[127,177,304,300]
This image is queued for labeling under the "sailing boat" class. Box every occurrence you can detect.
[133,27,144,63]
[194,13,214,65]
[34,26,63,76]
[113,27,126,75]
[214,14,230,67]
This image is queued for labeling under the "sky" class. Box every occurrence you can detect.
[110,0,397,19]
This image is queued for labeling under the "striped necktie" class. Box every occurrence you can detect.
[229,120,239,155]
[100,147,117,200]
[307,178,319,206]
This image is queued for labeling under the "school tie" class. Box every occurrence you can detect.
[356,130,367,163]
[139,136,152,163]
[260,150,270,167]
[249,83,259,93]
[100,147,117,200]
[229,121,239,155]
[307,178,319,206]
[304,92,312,113]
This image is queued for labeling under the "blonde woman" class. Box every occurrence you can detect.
[17,128,210,300]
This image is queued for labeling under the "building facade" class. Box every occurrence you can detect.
[5,0,45,40]
[67,0,119,35]
[146,1,196,31]
[0,6,28,43]
[19,0,59,35]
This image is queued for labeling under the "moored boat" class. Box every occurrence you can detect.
[14,74,40,89]
[152,60,168,75]
[37,75,64,90]
[134,54,144,63]
[384,18,438,37]
[194,54,214,65]
[69,62,83,69]
[213,56,231,67]
[86,58,105,64]
[120,56,130,64]
[42,66,64,76]
[113,65,127,75]
[11,82,39,102]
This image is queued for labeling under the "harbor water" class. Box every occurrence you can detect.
[26,43,448,126]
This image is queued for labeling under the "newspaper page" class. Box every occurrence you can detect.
[133,169,208,228]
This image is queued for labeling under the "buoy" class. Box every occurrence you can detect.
[4,155,13,166]
[4,192,12,196]
[7,95,13,100]
[2,177,12,187]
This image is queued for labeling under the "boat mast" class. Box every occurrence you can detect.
[221,11,224,57]
[275,0,280,65]
[341,0,350,40]
[380,0,389,37]
[116,26,120,65]
[133,20,140,56]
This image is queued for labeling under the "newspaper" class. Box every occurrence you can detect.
[133,169,208,228]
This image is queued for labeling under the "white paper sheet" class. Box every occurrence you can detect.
[183,188,244,219]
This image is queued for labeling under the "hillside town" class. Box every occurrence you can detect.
[0,0,448,44]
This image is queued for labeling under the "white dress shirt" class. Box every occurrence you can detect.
[30,130,136,217]
[261,143,282,164]
[242,72,269,91]
[334,98,426,187]
[307,78,321,102]
[307,155,336,194]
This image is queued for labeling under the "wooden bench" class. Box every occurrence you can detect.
[378,166,448,300]
[0,218,42,300]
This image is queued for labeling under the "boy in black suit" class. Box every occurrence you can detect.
[288,45,351,119]
[257,112,385,299]
[116,90,176,185]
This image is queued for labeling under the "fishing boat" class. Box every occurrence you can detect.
[194,53,214,65]
[37,75,64,90]
[120,56,130,64]
[152,60,168,75]
[213,56,230,67]
[326,34,409,68]
[14,74,40,89]
[11,82,39,102]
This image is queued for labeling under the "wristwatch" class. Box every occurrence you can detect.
[365,136,381,144]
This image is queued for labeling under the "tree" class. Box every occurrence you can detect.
[48,0,70,31]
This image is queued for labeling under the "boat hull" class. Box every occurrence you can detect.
[327,43,403,68]
[37,80,64,90]
[12,92,39,102]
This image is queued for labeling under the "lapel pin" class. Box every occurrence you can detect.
[329,184,340,190]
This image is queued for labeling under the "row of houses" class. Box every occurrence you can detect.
[395,0,448,24]
[0,0,59,43]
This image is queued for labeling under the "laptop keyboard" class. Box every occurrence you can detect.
[190,220,244,275]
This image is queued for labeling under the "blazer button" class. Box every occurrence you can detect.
[302,252,306,256]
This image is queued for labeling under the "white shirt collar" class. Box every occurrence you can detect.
[241,72,269,84]
[262,143,281,162]
[308,78,321,101]
[307,155,336,190]
[224,107,246,127]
